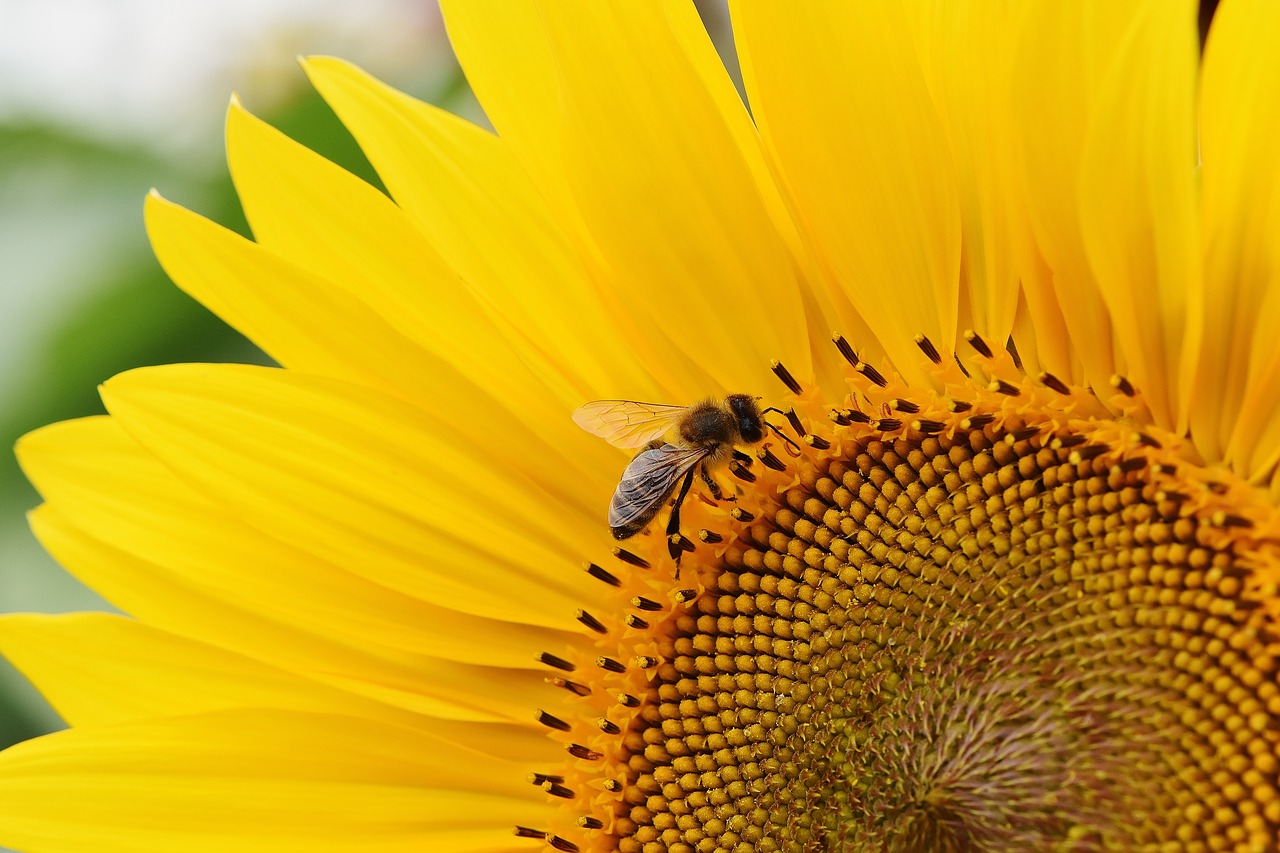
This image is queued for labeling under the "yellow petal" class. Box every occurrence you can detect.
[27,506,556,724]
[909,3,1024,353]
[17,416,577,669]
[1077,0,1201,431]
[1009,2,1138,391]
[0,709,545,853]
[733,0,961,384]
[98,365,597,627]
[1196,0,1280,477]
[299,57,671,401]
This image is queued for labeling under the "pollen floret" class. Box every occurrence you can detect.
[529,346,1280,852]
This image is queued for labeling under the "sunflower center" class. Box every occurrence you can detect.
[535,358,1280,853]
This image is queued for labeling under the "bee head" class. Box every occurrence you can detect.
[726,393,764,444]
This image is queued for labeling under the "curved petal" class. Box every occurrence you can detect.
[1078,0,1201,431]
[733,0,961,384]
[0,710,546,853]
[27,506,556,724]
[1196,0,1280,479]
[299,57,673,402]
[98,365,598,627]
[17,417,576,668]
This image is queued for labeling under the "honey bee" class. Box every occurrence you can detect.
[573,394,769,541]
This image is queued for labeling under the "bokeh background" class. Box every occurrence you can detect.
[0,0,739,754]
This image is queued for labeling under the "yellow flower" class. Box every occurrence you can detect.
[3,1,1280,850]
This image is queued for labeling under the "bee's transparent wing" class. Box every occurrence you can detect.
[609,444,707,532]
[572,400,687,450]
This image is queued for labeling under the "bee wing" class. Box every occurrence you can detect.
[609,444,707,533]
[572,400,687,450]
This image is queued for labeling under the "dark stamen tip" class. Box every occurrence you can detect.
[989,379,1020,397]
[1070,444,1108,463]
[891,398,920,414]
[1111,374,1137,397]
[730,461,757,482]
[547,676,591,697]
[542,781,575,799]
[758,447,787,471]
[963,413,996,429]
[1137,432,1163,449]
[633,656,659,669]
[874,418,902,432]
[913,419,945,435]
[673,588,698,604]
[596,656,626,673]
[698,528,723,544]
[855,361,889,387]
[782,408,807,437]
[585,562,621,586]
[514,826,545,839]
[731,507,756,523]
[537,652,575,672]
[964,329,994,358]
[535,710,572,732]
[947,398,973,413]
[566,743,604,760]
[770,359,803,394]
[575,609,607,634]
[578,816,605,830]
[547,833,580,851]
[1116,457,1147,473]
[624,613,649,629]
[1008,426,1040,442]
[804,434,831,450]
[527,773,565,786]
[612,548,650,569]
[1038,371,1071,395]
[832,333,859,367]
[595,718,621,735]
[632,595,664,612]
[1213,512,1254,529]
[616,693,640,708]
[914,333,943,364]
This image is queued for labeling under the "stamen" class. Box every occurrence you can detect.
[595,718,621,735]
[546,834,580,852]
[595,657,626,673]
[623,614,648,630]
[578,817,605,830]
[832,333,859,367]
[805,434,831,450]
[989,378,1020,396]
[757,447,787,471]
[948,399,973,413]
[584,562,621,586]
[1111,374,1137,396]
[874,417,902,431]
[575,610,607,634]
[891,398,920,414]
[1039,371,1071,395]
[611,548,650,569]
[514,826,545,839]
[698,529,723,544]
[534,710,571,732]
[537,652,575,672]
[566,744,602,760]
[631,596,663,612]
[964,329,994,358]
[914,333,943,364]
[731,507,755,523]
[730,461,757,482]
[770,359,803,394]
[856,361,889,387]
[547,677,591,697]
[542,779,574,797]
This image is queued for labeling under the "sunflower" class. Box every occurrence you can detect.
[3,1,1280,851]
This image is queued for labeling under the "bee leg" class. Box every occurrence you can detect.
[666,467,698,566]
[699,462,726,501]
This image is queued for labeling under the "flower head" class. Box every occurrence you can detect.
[3,1,1280,851]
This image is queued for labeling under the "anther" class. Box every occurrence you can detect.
[874,418,902,432]
[1137,432,1163,449]
[758,447,787,471]
[547,833,580,852]
[1111,374,1137,397]
[585,563,621,586]
[989,379,1021,396]
[1213,512,1254,529]
[914,333,943,364]
[698,529,723,544]
[514,826,545,839]
[783,408,807,437]
[1039,371,1071,395]
[547,677,591,697]
[891,398,920,414]
[617,693,641,708]
[597,656,627,673]
[535,710,572,732]
[542,781,575,799]
[575,610,607,634]
[667,534,694,558]
[856,362,889,387]
[537,652,575,672]
[963,413,996,429]
[566,743,603,760]
[846,408,871,423]
[731,507,756,523]
[578,816,605,830]
[771,360,803,394]
[947,399,973,413]
[805,434,831,450]
[1156,490,1189,504]
[1008,426,1040,442]
[732,449,754,465]
[830,410,852,426]
[1006,335,1024,371]
[673,589,698,604]
[913,419,945,435]
[528,773,565,786]
[602,779,622,792]
[832,334,859,367]
[634,656,660,669]
[1070,444,1108,463]
[632,596,664,612]
[624,614,649,629]
[596,718,622,735]
[1055,434,1087,448]
[964,329,994,358]
[611,548,650,569]
[730,461,757,482]
[1116,457,1147,473]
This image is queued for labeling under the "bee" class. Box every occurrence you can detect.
[573,394,770,542]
